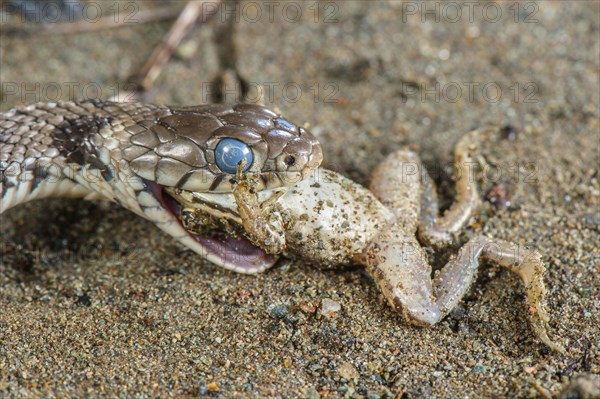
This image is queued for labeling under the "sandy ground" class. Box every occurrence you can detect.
[1,1,598,397]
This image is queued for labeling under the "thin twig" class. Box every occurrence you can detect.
[138,0,222,92]
[112,0,222,101]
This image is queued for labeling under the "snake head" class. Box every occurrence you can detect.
[124,103,322,193]
[121,103,322,274]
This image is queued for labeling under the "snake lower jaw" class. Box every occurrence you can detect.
[144,181,279,274]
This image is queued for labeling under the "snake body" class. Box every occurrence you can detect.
[0,100,323,273]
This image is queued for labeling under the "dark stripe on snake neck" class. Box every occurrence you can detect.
[1,177,15,198]
[30,165,49,192]
[52,115,115,182]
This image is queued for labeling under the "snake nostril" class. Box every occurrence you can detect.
[284,155,296,166]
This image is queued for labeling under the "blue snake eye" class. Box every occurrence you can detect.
[214,138,253,174]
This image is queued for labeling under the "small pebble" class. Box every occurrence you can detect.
[300,301,317,313]
[500,125,518,141]
[304,388,321,399]
[338,361,359,380]
[472,364,486,373]
[582,213,600,227]
[269,304,290,319]
[320,298,341,317]
[485,182,511,210]
[175,40,199,60]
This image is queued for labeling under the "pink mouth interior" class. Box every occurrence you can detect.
[145,181,278,272]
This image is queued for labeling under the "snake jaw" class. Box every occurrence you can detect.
[143,180,279,274]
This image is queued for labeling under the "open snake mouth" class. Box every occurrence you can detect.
[144,181,278,273]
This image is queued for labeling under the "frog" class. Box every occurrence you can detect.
[167,128,564,353]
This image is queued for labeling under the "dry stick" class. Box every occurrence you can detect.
[2,6,182,36]
[133,0,222,98]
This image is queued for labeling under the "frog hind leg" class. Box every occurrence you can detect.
[364,149,442,325]
[362,134,563,352]
[417,129,482,249]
